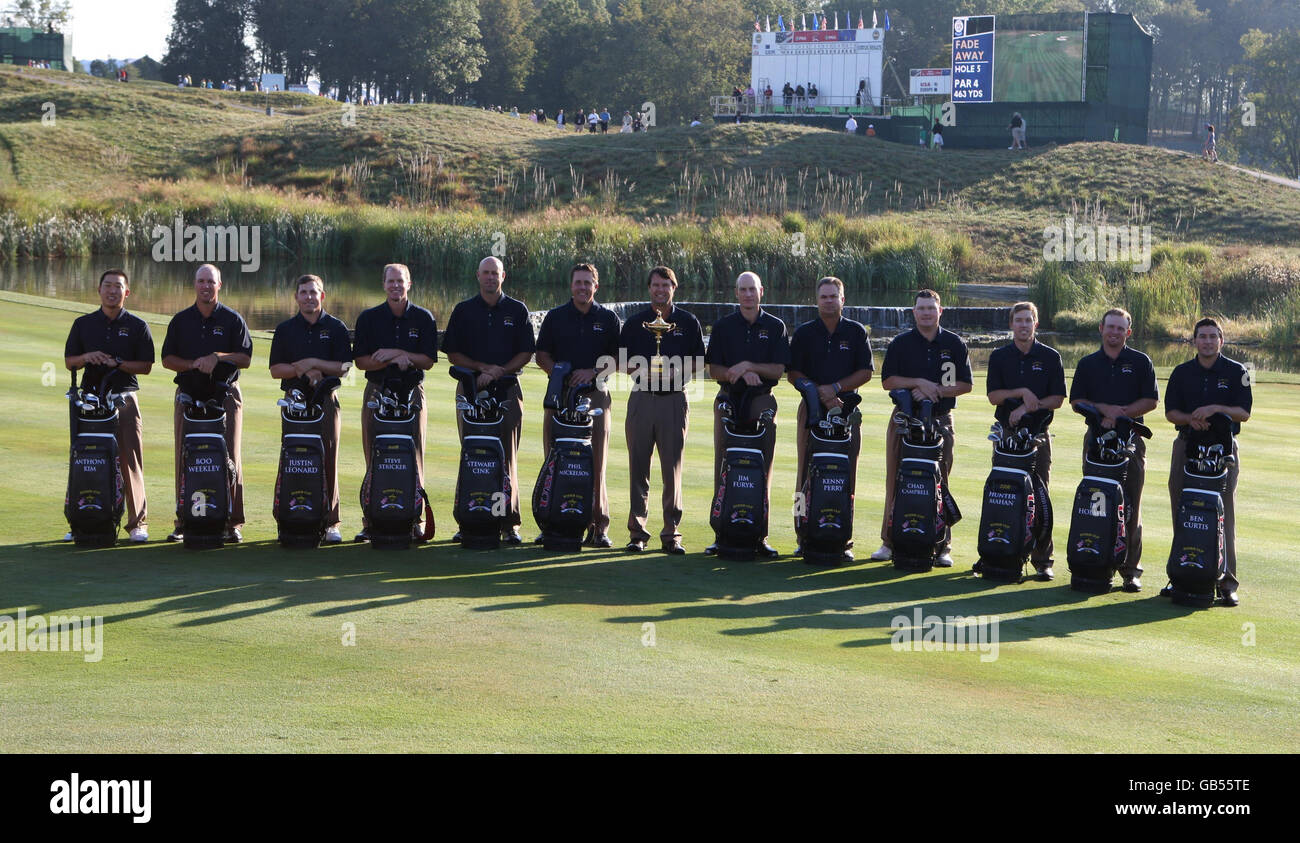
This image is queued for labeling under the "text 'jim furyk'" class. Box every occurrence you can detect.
[0,609,102,662]
[50,774,151,824]
[152,214,262,272]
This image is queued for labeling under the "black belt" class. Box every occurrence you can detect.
[646,390,683,396]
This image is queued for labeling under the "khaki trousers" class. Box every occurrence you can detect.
[543,387,612,533]
[880,414,955,551]
[116,391,146,531]
[1169,437,1239,591]
[173,382,244,531]
[361,381,426,530]
[626,390,687,543]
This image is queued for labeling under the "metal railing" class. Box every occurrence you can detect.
[711,94,909,117]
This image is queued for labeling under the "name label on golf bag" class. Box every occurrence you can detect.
[978,465,1036,564]
[1066,473,1127,578]
[890,455,944,560]
[455,435,507,527]
[534,436,594,534]
[711,447,768,545]
[65,431,124,539]
[798,450,853,552]
[1166,473,1226,601]
[275,434,326,536]
[364,434,419,538]
[181,431,232,537]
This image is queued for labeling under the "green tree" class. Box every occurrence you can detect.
[1233,27,1300,178]
[129,55,164,82]
[473,0,536,106]
[161,0,253,85]
[4,0,70,29]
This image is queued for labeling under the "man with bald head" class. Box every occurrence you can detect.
[442,256,536,543]
[352,262,439,542]
[160,263,253,542]
[704,271,789,556]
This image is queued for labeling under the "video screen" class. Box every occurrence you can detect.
[993,29,1084,102]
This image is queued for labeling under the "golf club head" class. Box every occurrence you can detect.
[589,408,604,417]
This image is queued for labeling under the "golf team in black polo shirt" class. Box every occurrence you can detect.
[268,274,354,543]
[159,263,253,543]
[65,263,1257,604]
[985,302,1067,578]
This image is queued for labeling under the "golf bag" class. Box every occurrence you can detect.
[710,382,775,560]
[973,403,1053,582]
[1065,403,1152,592]
[1164,414,1234,608]
[794,379,861,565]
[64,366,128,547]
[451,365,510,550]
[273,377,341,548]
[360,372,431,549]
[176,363,239,550]
[887,389,962,573]
[533,362,599,552]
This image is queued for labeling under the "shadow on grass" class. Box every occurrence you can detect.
[0,538,1198,644]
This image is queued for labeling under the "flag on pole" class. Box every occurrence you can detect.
[755,17,760,32]
[885,11,891,30]
[765,15,771,31]
[872,11,878,28]
[810,12,817,31]
[777,13,785,32]
[858,11,865,29]
[834,12,839,29]
[821,15,828,30]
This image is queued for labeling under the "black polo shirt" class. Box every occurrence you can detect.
[881,326,971,414]
[705,309,790,393]
[269,311,353,392]
[618,304,707,392]
[789,316,872,392]
[353,299,438,385]
[536,299,621,370]
[64,308,155,392]
[1165,354,1252,436]
[1068,346,1159,422]
[440,293,535,386]
[160,301,253,384]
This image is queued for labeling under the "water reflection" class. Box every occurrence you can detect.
[5,257,1298,373]
[1,256,969,331]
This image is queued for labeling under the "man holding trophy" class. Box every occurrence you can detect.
[617,267,706,554]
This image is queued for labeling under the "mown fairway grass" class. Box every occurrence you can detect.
[1,298,1297,752]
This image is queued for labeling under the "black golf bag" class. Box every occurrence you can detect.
[451,365,510,550]
[176,363,239,550]
[1065,403,1152,592]
[64,366,128,547]
[361,373,431,550]
[533,362,599,552]
[973,403,1053,582]
[710,382,775,560]
[794,379,861,565]
[1164,414,1234,608]
[887,389,962,573]
[273,377,341,548]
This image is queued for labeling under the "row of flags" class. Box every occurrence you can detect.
[755,10,892,33]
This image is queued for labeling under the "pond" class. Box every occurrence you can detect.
[5,256,1297,373]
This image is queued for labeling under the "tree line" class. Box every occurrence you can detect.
[152,1,1297,173]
